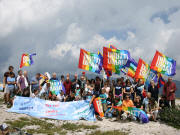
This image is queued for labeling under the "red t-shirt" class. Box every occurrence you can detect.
[63,80,72,95]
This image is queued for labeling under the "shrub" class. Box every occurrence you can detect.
[159,106,180,129]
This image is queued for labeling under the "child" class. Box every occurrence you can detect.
[99,88,108,113]
[57,91,65,102]
[113,96,123,119]
[86,89,93,101]
[75,84,81,101]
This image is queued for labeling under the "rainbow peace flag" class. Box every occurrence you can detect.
[107,45,137,77]
[20,53,36,68]
[135,58,150,81]
[78,49,103,74]
[127,62,137,78]
[150,50,176,76]
[103,47,130,74]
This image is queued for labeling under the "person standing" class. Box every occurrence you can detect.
[60,75,65,83]
[113,79,124,100]
[3,66,15,104]
[50,72,59,81]
[135,79,146,102]
[6,72,16,105]
[148,80,159,102]
[163,77,177,108]
[63,73,72,96]
[31,73,41,92]
[123,79,134,100]
[17,70,26,96]
[71,73,80,93]
[23,70,30,97]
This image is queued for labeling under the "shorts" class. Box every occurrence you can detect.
[5,85,14,94]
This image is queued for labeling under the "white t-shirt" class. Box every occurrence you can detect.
[16,75,28,88]
[103,86,110,94]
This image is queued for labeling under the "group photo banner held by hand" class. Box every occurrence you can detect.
[78,48,103,74]
[8,96,96,121]
[150,51,176,76]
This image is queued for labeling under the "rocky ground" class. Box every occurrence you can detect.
[0,92,180,135]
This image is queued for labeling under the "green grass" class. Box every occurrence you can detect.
[160,105,180,129]
[61,122,99,131]
[6,117,128,135]
[6,117,66,135]
[0,97,4,105]
[5,117,99,135]
[88,130,128,135]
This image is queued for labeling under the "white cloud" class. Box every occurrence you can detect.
[0,0,180,81]
[0,0,64,37]
[66,23,84,43]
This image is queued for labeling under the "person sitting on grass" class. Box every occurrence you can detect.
[105,93,115,118]
[99,88,108,113]
[65,92,75,102]
[113,96,123,120]
[134,96,143,109]
[57,91,65,102]
[143,92,151,113]
[159,95,169,110]
[121,95,136,121]
[146,97,159,122]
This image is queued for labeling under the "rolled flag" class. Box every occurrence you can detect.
[157,73,165,88]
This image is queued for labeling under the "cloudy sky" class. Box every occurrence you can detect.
[0,0,180,80]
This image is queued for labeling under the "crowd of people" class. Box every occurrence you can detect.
[2,66,177,122]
